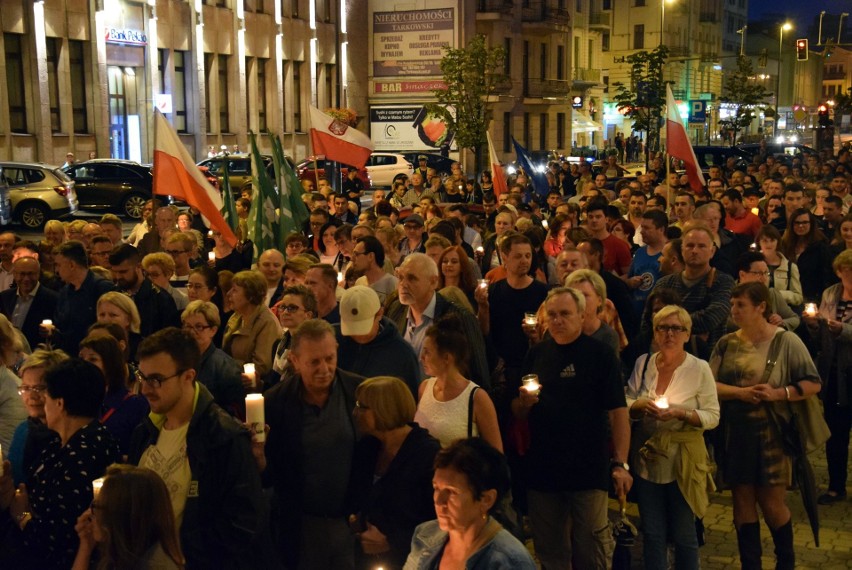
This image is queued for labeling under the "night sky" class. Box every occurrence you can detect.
[749,0,851,29]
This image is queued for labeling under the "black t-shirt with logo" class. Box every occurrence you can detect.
[521,334,626,492]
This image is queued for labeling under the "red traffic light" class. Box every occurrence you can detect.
[818,104,828,114]
[796,38,809,61]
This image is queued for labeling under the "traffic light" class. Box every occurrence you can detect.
[818,104,832,127]
[796,39,809,61]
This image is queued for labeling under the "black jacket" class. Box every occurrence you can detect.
[130,278,180,337]
[128,384,269,570]
[263,369,364,568]
[54,271,116,355]
[346,424,441,568]
[0,285,58,350]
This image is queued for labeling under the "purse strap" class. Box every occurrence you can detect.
[760,331,786,384]
[467,386,480,438]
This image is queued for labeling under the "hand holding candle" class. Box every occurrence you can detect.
[245,394,265,442]
[804,303,818,318]
[477,278,489,290]
[654,396,669,409]
[522,374,541,396]
[208,251,216,262]
[243,363,256,389]
[91,477,105,499]
[524,312,538,327]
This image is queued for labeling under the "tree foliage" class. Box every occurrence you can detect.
[611,45,669,162]
[428,35,506,171]
[834,87,852,119]
[719,56,772,145]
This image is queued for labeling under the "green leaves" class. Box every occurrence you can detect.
[611,45,669,157]
[719,56,772,145]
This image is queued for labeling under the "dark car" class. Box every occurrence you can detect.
[401,152,457,178]
[296,156,371,190]
[197,154,286,197]
[690,146,750,174]
[736,142,818,162]
[63,159,152,219]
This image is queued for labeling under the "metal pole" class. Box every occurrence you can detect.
[660,0,665,48]
[776,26,784,113]
[738,26,747,56]
[818,11,825,45]
[840,13,849,45]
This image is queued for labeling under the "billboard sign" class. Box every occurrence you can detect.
[370,105,456,151]
[372,8,454,78]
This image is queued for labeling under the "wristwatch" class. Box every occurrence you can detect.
[611,461,630,472]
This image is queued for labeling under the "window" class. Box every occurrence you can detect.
[603,0,612,8]
[539,113,546,149]
[5,34,27,133]
[634,0,645,5]
[281,59,289,132]
[557,46,564,80]
[69,40,88,133]
[523,112,530,148]
[293,61,303,131]
[204,53,213,131]
[158,49,166,95]
[540,44,547,81]
[325,63,334,108]
[258,58,268,132]
[292,0,299,18]
[174,51,188,133]
[557,112,565,148]
[588,39,594,68]
[576,0,581,12]
[634,24,645,50]
[523,41,529,95]
[503,112,512,153]
[218,55,229,132]
[46,38,61,132]
[504,38,512,75]
[602,32,610,51]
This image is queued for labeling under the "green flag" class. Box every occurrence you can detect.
[219,157,240,235]
[247,133,278,262]
[269,133,309,244]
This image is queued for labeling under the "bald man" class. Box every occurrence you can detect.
[0,257,58,349]
[258,249,286,307]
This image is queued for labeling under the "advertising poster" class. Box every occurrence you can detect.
[370,105,456,151]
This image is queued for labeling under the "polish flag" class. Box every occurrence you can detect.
[487,132,508,197]
[666,85,706,194]
[309,106,374,169]
[152,110,238,246]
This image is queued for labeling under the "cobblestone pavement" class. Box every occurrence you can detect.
[612,443,852,569]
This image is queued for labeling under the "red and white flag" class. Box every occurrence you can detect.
[486,132,508,197]
[309,106,374,169]
[152,110,238,246]
[666,85,706,194]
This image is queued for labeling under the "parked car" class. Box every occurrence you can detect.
[690,146,750,175]
[401,152,456,178]
[197,154,285,196]
[0,162,77,229]
[296,156,371,190]
[736,142,818,161]
[365,152,413,188]
[62,159,152,219]
[0,167,12,227]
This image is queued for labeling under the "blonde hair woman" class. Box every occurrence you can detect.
[97,291,142,361]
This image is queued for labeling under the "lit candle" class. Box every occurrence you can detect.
[475,246,484,255]
[522,374,541,395]
[751,207,760,216]
[804,303,818,318]
[42,319,52,327]
[541,219,549,230]
[92,477,105,499]
[337,271,345,284]
[749,242,758,251]
[524,312,538,326]
[655,396,669,409]
[245,394,265,443]
[208,251,216,262]
[207,230,214,238]
[243,363,256,389]
[477,279,489,290]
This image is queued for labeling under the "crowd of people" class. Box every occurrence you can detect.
[0,143,848,569]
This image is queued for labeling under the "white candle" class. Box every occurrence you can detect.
[524,312,538,326]
[208,230,214,238]
[751,207,760,216]
[475,246,484,255]
[41,319,52,327]
[655,396,669,409]
[245,394,265,442]
[477,278,489,290]
[92,477,105,499]
[804,303,818,318]
[337,271,345,284]
[522,374,541,395]
[749,242,758,251]
[243,363,256,389]
[208,251,216,262]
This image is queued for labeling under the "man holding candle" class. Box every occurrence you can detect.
[0,256,57,351]
[513,287,632,569]
[263,319,364,569]
[128,327,267,569]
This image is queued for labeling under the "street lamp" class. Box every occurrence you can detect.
[660,0,675,48]
[776,22,792,115]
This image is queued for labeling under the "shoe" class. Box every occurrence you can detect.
[817,491,847,505]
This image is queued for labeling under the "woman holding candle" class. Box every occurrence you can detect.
[0,358,120,568]
[348,376,441,569]
[804,249,852,505]
[711,282,821,569]
[438,245,478,312]
[780,208,833,303]
[626,305,720,570]
[209,229,252,273]
[757,225,803,310]
[414,316,502,452]
[223,271,281,390]
[317,220,345,270]
[72,464,184,570]
[79,334,149,456]
[404,438,536,569]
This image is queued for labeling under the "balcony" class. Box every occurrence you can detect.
[667,45,690,58]
[522,2,571,29]
[824,69,847,80]
[477,0,514,15]
[589,12,611,30]
[524,78,571,98]
[572,68,601,88]
[491,76,514,95]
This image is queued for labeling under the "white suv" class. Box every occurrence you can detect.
[365,153,413,188]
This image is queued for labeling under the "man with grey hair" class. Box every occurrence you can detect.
[0,256,57,349]
[263,318,363,568]
[514,286,631,569]
[384,253,490,388]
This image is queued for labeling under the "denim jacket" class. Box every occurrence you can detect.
[403,519,536,570]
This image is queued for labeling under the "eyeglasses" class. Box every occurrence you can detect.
[745,270,771,277]
[278,304,304,314]
[18,385,48,396]
[654,324,688,335]
[793,220,811,226]
[182,323,214,333]
[135,369,186,388]
[354,400,370,410]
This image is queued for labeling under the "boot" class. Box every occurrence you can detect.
[736,522,762,570]
[769,519,795,570]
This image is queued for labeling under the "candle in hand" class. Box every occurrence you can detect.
[524,312,538,326]
[477,279,489,290]
[243,363,256,389]
[655,396,669,409]
[804,303,818,318]
[751,207,760,216]
[208,251,216,262]
[92,477,105,499]
[522,374,541,395]
[245,394,265,442]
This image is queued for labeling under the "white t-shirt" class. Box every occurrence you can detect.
[139,422,191,526]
